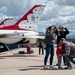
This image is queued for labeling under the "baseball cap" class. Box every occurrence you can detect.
[60,38,67,43]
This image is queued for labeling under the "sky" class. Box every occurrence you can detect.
[0,0,75,38]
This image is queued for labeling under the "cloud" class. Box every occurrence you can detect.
[0,0,27,7]
[0,0,27,17]
[59,6,75,16]
[0,0,75,38]
[54,0,75,6]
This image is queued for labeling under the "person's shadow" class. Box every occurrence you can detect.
[18,65,58,71]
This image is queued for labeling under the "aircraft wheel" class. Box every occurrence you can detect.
[30,50,34,54]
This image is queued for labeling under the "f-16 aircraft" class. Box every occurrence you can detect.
[0,5,45,51]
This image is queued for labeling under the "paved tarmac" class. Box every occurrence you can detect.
[0,48,75,75]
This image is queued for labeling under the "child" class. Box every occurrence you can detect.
[56,43,65,69]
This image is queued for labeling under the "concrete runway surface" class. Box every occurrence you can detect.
[0,48,75,75]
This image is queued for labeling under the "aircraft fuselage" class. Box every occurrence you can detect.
[0,30,38,44]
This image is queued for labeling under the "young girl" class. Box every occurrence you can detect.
[56,43,65,69]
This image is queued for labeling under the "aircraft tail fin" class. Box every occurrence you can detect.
[0,5,45,30]
[15,5,46,26]
[0,18,14,25]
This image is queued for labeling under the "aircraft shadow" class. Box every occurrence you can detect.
[0,54,40,58]
[0,57,5,59]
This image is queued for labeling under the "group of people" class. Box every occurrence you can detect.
[44,25,75,69]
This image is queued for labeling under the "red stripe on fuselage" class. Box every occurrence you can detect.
[0,24,28,30]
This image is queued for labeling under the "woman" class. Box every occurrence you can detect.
[44,25,57,69]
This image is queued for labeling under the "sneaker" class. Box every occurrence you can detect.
[49,65,56,69]
[43,66,48,69]
[64,66,72,69]
[58,67,63,69]
[55,63,58,66]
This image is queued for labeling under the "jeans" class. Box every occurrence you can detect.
[58,56,62,68]
[63,56,66,65]
[69,50,75,57]
[39,47,44,55]
[64,50,75,67]
[65,56,72,67]
[44,44,54,66]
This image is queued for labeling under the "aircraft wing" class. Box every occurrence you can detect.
[21,35,45,39]
[0,32,45,39]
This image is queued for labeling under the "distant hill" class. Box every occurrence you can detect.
[67,35,75,38]
[67,38,75,44]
